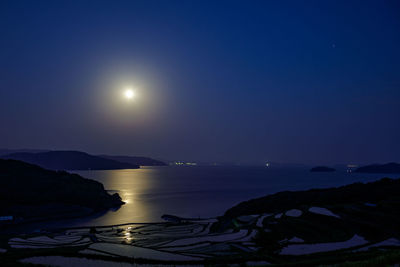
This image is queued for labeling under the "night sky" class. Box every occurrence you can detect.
[1,0,399,165]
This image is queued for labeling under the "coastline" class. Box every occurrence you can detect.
[2,176,400,266]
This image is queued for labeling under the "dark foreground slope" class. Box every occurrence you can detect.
[0,159,124,222]
[1,151,139,170]
[225,177,400,217]
[99,154,167,166]
[214,177,400,262]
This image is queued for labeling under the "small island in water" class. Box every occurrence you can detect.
[310,166,336,172]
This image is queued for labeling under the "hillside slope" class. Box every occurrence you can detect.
[0,159,124,221]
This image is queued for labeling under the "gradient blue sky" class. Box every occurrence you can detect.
[0,0,399,164]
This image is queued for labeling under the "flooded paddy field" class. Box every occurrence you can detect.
[3,208,400,266]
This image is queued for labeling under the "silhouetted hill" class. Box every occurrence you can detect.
[355,163,400,174]
[215,177,400,260]
[0,159,124,221]
[0,151,139,170]
[99,155,167,166]
[224,177,400,218]
[310,166,336,172]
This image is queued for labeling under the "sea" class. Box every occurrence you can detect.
[14,166,399,231]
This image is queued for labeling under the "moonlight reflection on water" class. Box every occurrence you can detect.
[69,166,394,227]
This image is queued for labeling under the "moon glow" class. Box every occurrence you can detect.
[124,89,135,99]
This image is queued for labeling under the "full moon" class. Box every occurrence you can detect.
[124,89,134,99]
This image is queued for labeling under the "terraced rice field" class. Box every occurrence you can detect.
[8,218,259,262]
[7,207,400,265]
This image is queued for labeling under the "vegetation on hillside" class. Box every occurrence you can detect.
[0,159,124,221]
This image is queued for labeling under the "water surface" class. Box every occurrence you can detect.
[66,166,395,226]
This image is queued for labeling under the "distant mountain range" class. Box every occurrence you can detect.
[0,151,139,170]
[0,149,167,170]
[0,149,49,156]
[355,163,400,174]
[98,155,167,166]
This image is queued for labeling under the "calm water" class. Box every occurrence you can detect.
[16,166,397,231]
[69,166,395,226]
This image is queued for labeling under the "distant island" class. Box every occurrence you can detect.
[355,162,400,174]
[0,159,124,224]
[310,166,336,172]
[98,154,167,166]
[0,151,139,170]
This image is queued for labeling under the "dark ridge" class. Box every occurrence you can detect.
[99,154,167,166]
[0,159,124,221]
[224,177,400,218]
[355,162,400,174]
[0,148,49,156]
[0,150,139,170]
